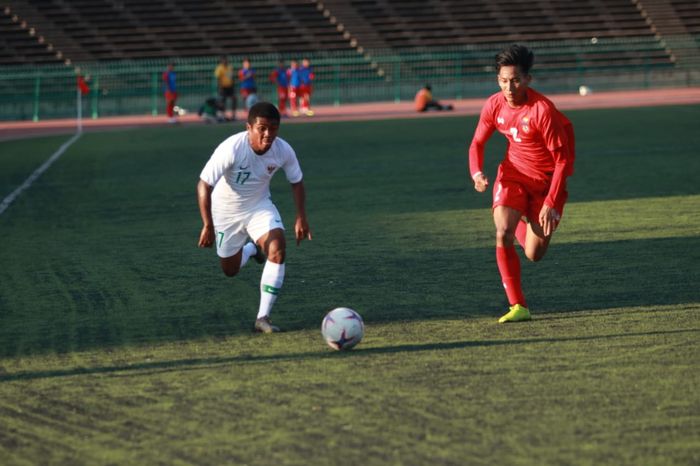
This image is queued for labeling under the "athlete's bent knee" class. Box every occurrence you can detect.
[266,245,285,264]
[525,246,547,262]
[220,261,241,277]
[261,230,286,264]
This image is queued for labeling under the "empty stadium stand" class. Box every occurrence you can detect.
[2,0,698,69]
[1,6,63,64]
[671,0,700,38]
[4,0,355,63]
[634,0,700,66]
[337,0,660,47]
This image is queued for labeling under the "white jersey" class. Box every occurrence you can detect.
[200,131,303,215]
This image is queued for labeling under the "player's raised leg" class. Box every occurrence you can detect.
[219,241,262,276]
[216,224,257,277]
[521,190,565,262]
[219,247,246,277]
[254,228,286,333]
[515,217,528,249]
[494,205,531,323]
[522,218,552,263]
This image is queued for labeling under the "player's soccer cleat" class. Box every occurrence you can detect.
[292,111,300,117]
[304,110,314,116]
[254,316,280,333]
[253,243,266,264]
[498,304,531,323]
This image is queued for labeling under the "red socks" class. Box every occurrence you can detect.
[496,246,527,306]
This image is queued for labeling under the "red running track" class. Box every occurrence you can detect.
[1,87,699,141]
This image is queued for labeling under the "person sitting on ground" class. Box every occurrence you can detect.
[198,97,228,123]
[415,84,454,112]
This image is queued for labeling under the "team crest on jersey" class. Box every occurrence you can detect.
[497,116,505,125]
[267,165,277,174]
[521,116,530,133]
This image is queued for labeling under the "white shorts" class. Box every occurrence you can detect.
[212,200,284,258]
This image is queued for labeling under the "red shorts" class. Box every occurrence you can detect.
[164,90,177,103]
[492,163,567,223]
[240,88,256,98]
[299,84,312,96]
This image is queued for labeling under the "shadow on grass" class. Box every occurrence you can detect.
[1,328,696,383]
[0,236,698,358]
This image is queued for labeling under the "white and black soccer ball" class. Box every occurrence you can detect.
[321,307,364,351]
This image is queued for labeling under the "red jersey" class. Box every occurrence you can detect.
[469,88,574,208]
[77,75,90,95]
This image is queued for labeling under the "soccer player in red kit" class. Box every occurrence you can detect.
[468,44,575,323]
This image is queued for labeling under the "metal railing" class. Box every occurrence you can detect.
[1,36,698,121]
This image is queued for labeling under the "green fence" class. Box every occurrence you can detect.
[1,36,698,121]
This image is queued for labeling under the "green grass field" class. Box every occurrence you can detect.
[0,106,699,465]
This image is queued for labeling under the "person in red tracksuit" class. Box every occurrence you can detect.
[269,60,290,116]
[288,60,302,117]
[468,44,575,323]
[163,62,178,123]
[298,58,314,116]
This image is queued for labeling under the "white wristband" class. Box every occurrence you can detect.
[471,171,483,181]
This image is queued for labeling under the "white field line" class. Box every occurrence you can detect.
[0,131,82,216]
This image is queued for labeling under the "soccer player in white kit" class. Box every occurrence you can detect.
[197,102,312,333]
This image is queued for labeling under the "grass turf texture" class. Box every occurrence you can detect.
[0,106,699,465]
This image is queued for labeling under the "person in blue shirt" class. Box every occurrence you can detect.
[269,60,290,116]
[238,58,257,110]
[162,62,178,123]
[299,58,315,116]
[288,60,302,117]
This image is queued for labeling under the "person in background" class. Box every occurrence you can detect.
[299,58,315,116]
[198,97,228,123]
[76,70,90,96]
[414,84,454,112]
[288,60,302,117]
[163,62,178,123]
[238,58,257,110]
[467,44,575,323]
[269,60,290,117]
[214,56,236,120]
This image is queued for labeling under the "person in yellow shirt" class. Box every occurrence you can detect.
[215,56,236,120]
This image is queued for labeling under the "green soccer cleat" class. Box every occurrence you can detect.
[254,316,281,333]
[498,304,532,323]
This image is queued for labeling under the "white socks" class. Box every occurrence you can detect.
[240,242,257,268]
[257,261,285,319]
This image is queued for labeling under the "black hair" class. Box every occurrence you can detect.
[247,101,281,124]
[495,44,535,74]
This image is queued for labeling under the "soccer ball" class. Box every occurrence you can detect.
[321,307,364,351]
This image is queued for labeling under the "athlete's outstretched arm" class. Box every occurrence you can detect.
[197,179,215,248]
[468,107,496,193]
[290,180,312,245]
